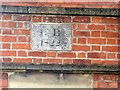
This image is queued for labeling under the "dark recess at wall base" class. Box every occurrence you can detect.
[1,6,120,17]
[1,63,120,74]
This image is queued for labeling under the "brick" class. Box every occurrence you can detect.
[115,25,120,31]
[88,52,106,58]
[117,39,120,44]
[2,36,16,42]
[0,79,8,87]
[63,59,73,64]
[18,51,26,56]
[33,58,42,64]
[73,59,91,65]
[0,73,8,79]
[102,60,119,65]
[106,25,115,30]
[14,29,30,35]
[88,38,106,44]
[88,24,105,30]
[93,74,101,81]
[101,17,118,24]
[78,52,86,58]
[2,58,12,63]
[92,31,100,37]
[93,81,99,88]
[78,38,86,44]
[43,16,71,23]
[73,45,90,51]
[23,22,30,29]
[2,22,16,28]
[72,38,77,43]
[47,52,56,57]
[17,22,23,28]
[13,58,32,64]
[12,44,30,49]
[102,46,118,52]
[107,39,116,44]
[117,54,120,59]
[107,53,116,59]
[43,59,62,64]
[101,74,118,81]
[91,60,102,65]
[13,15,31,21]
[0,29,2,34]
[73,31,90,37]
[2,44,10,49]
[2,14,11,20]
[32,16,42,22]
[98,82,118,88]
[28,36,31,42]
[2,29,12,34]
[58,52,76,58]
[92,17,101,23]
[28,52,46,57]
[101,31,119,38]
[18,36,26,42]
[72,24,77,30]
[77,24,86,30]
[73,16,90,23]
[1,51,16,56]
[92,46,100,51]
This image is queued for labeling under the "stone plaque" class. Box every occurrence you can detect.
[31,24,72,51]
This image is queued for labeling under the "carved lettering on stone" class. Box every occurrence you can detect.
[31,24,72,51]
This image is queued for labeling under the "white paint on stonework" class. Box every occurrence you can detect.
[8,72,93,88]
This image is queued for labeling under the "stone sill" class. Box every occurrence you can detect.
[1,63,119,74]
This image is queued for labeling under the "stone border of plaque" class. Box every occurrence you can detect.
[31,23,72,51]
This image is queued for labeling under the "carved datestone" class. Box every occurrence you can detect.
[31,24,72,51]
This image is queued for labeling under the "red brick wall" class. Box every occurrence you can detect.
[1,15,119,65]
[0,2,120,88]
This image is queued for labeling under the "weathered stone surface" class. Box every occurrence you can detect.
[1,6,119,16]
[31,24,72,51]
[1,6,28,13]
[9,72,93,88]
[28,7,65,14]
[1,63,119,72]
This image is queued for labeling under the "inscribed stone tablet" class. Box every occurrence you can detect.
[31,24,72,51]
